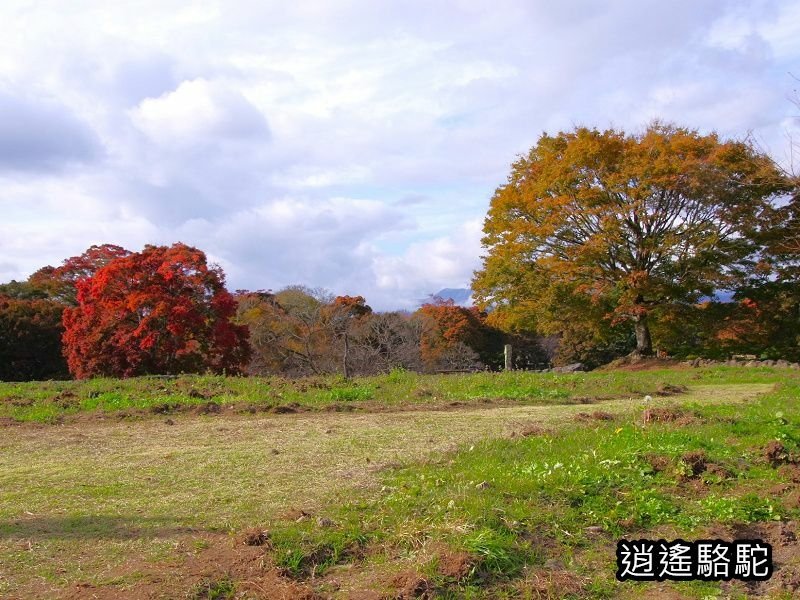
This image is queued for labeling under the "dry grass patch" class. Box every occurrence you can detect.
[0,383,772,597]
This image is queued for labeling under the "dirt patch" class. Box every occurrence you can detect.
[9,396,34,407]
[227,401,275,414]
[436,549,474,581]
[782,486,800,510]
[0,416,47,429]
[61,532,319,600]
[681,450,707,477]
[642,407,698,426]
[765,441,790,466]
[574,410,614,422]
[387,570,432,598]
[282,508,313,522]
[656,383,688,396]
[511,422,552,438]
[239,527,271,547]
[778,464,800,482]
[324,403,358,412]
[569,396,591,404]
[149,401,181,415]
[175,379,230,400]
[770,483,794,496]
[192,401,222,415]
[704,463,732,480]
[271,404,301,414]
[53,391,79,409]
[693,521,800,597]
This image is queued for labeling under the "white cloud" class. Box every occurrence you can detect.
[131,78,269,144]
[0,0,797,308]
[370,219,483,309]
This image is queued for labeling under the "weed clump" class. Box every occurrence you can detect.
[189,577,235,600]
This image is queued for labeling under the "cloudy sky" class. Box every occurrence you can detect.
[1,0,798,309]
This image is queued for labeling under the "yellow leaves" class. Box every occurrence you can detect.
[473,121,791,342]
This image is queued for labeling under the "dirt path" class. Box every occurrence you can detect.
[0,384,773,598]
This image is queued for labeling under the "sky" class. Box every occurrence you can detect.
[0,0,798,310]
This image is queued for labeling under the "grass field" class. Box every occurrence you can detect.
[0,365,792,423]
[1,366,799,598]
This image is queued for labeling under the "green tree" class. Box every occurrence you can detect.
[473,123,791,357]
[0,295,68,381]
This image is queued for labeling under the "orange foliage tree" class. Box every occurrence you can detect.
[63,243,249,378]
[416,299,503,370]
[473,123,791,357]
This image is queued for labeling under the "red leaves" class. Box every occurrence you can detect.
[62,243,250,378]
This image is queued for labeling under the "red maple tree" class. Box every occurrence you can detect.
[31,244,132,305]
[62,243,250,378]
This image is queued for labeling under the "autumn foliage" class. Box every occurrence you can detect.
[473,122,792,358]
[2,120,799,381]
[415,300,503,369]
[40,244,131,305]
[62,243,249,378]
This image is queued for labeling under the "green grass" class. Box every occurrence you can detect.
[0,366,798,597]
[0,365,793,423]
[189,576,236,600]
[260,373,800,597]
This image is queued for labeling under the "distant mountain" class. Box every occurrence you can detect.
[423,287,473,306]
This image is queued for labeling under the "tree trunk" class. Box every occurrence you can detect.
[633,314,653,356]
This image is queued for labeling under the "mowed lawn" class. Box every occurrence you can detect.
[0,367,795,598]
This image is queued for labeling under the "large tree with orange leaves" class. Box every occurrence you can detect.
[473,123,791,356]
[63,243,249,378]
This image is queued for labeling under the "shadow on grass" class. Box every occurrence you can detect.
[0,514,199,540]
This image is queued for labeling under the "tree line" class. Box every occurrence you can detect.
[1,121,798,381]
[0,243,545,381]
